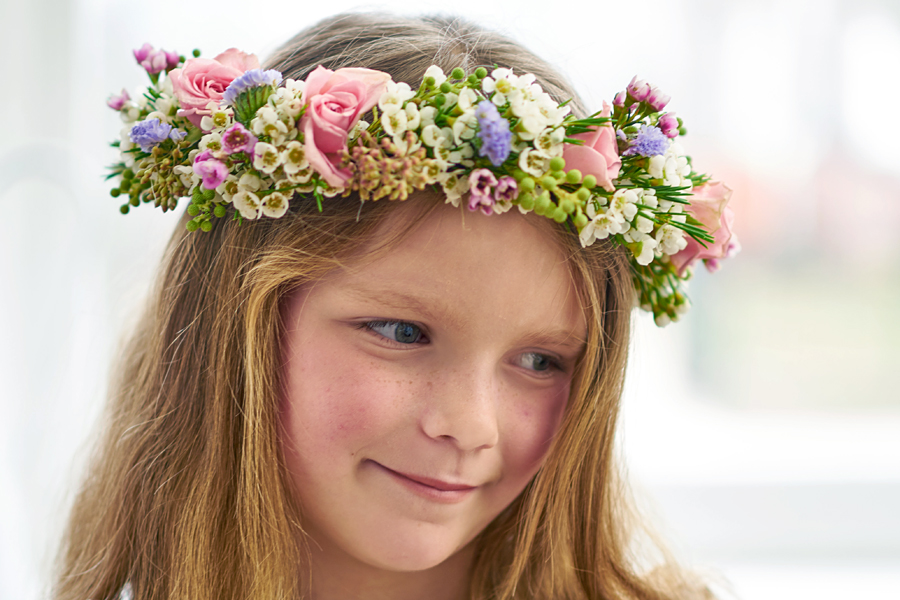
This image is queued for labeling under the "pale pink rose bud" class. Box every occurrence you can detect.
[107,88,131,110]
[647,87,671,112]
[613,91,627,107]
[164,50,180,70]
[658,113,679,138]
[626,75,651,102]
[133,43,154,64]
[141,50,168,74]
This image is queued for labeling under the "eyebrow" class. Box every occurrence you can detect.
[343,285,466,330]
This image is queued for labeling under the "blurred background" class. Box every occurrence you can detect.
[1,0,898,598]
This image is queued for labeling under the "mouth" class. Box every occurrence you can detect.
[369,461,479,503]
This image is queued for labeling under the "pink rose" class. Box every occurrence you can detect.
[669,182,736,276]
[169,48,260,129]
[562,101,621,192]
[300,65,391,187]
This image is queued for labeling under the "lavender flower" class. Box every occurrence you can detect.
[468,168,498,215]
[130,118,181,153]
[221,122,257,155]
[222,69,284,106]
[623,125,669,157]
[475,101,512,166]
[493,176,518,203]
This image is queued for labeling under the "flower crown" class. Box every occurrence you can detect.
[107,44,738,326]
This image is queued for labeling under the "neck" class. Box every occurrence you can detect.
[305,540,476,600]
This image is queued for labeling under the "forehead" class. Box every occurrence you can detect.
[324,199,587,343]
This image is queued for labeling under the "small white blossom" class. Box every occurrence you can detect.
[200,107,233,132]
[199,132,223,153]
[251,110,288,146]
[285,166,314,185]
[442,92,459,110]
[261,191,289,218]
[635,214,655,234]
[438,170,469,207]
[446,143,474,166]
[238,172,263,192]
[392,132,422,156]
[120,103,141,123]
[518,147,549,177]
[216,174,239,203]
[457,88,480,112]
[174,165,196,188]
[656,224,687,255]
[424,65,447,87]
[452,110,478,145]
[383,107,408,139]
[253,142,282,174]
[233,190,262,220]
[281,141,308,174]
[351,120,369,140]
[535,127,565,157]
[284,78,305,96]
[145,110,170,125]
[624,231,658,265]
[404,103,421,131]
[422,124,452,148]
[378,81,415,116]
[419,106,438,128]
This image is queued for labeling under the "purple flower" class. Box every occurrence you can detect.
[493,176,518,203]
[133,43,154,64]
[627,76,651,102]
[222,69,284,106]
[193,157,230,190]
[130,118,176,152]
[613,91,627,107]
[474,101,512,166]
[164,50,180,70]
[623,125,670,157]
[658,113,679,138]
[468,169,498,215]
[141,50,167,74]
[221,123,257,155]
[646,86,671,112]
[107,88,130,110]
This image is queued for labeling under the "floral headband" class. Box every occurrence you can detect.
[107,44,738,326]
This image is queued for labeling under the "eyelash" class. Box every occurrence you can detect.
[361,320,428,346]
[360,320,562,375]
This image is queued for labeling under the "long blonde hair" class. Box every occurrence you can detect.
[55,13,712,600]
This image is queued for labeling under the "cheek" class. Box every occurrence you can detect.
[500,383,570,477]
[280,331,415,468]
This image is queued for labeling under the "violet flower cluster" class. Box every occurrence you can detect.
[130,118,186,153]
[474,101,512,166]
[222,69,284,106]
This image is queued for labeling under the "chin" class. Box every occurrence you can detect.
[350,519,477,572]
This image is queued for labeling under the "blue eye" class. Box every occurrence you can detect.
[366,321,424,344]
[517,352,555,372]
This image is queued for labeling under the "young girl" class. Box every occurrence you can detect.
[58,13,734,600]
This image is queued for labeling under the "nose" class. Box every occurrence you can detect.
[419,365,500,452]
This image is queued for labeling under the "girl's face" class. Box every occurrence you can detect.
[280,200,586,574]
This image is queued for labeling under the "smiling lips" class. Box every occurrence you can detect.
[371,461,479,503]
